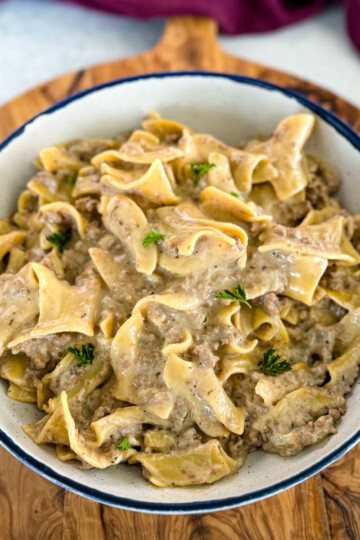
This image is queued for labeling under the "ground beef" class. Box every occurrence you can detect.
[288,323,339,364]
[34,170,59,194]
[191,344,219,368]
[174,427,202,451]
[277,198,310,227]
[191,324,239,368]
[226,434,251,467]
[229,373,270,426]
[262,408,342,457]
[67,140,112,162]
[16,333,82,369]
[261,292,281,316]
[306,159,340,209]
[27,247,47,263]
[90,383,124,422]
[321,264,358,291]
[75,196,100,215]
[24,367,48,391]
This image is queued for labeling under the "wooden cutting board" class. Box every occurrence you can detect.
[0,16,359,540]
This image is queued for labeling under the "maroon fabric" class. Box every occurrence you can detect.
[61,0,359,51]
[344,0,360,50]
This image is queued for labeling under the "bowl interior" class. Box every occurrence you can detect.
[0,73,360,513]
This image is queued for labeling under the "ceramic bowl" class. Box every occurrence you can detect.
[0,73,359,514]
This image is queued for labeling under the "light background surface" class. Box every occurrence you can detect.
[0,0,359,108]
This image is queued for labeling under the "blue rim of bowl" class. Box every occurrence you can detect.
[0,71,360,514]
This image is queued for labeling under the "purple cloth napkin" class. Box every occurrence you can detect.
[61,0,360,51]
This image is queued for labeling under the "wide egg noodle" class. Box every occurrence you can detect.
[8,263,101,347]
[38,146,87,173]
[0,231,27,260]
[100,194,157,275]
[24,392,136,468]
[40,201,86,239]
[130,439,236,487]
[247,114,315,200]
[200,186,272,223]
[172,129,276,190]
[101,158,179,205]
[155,200,248,273]
[252,387,345,456]
[0,264,39,355]
[259,217,357,264]
[110,294,199,419]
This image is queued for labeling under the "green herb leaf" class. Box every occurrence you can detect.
[260,348,291,377]
[190,162,216,187]
[143,228,167,247]
[230,192,239,198]
[68,343,95,367]
[117,436,131,451]
[46,229,71,253]
[65,174,76,187]
[216,284,251,308]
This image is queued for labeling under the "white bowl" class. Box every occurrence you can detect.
[0,73,360,514]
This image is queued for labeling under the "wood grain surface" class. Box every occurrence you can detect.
[0,16,359,540]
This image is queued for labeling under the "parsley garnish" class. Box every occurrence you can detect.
[190,162,216,187]
[68,343,95,367]
[260,348,291,377]
[117,436,131,451]
[46,229,71,253]
[231,192,239,198]
[216,284,251,309]
[65,174,76,187]
[143,228,167,247]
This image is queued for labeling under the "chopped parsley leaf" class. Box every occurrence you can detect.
[190,162,216,187]
[143,228,167,247]
[260,348,291,376]
[65,174,76,187]
[117,436,131,451]
[46,229,71,253]
[67,343,95,367]
[216,283,251,309]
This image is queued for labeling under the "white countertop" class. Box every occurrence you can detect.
[0,0,359,108]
